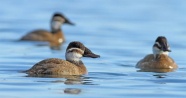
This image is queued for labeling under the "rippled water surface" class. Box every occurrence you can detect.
[1,0,186,98]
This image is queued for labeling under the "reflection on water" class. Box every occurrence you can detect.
[64,88,81,94]
[153,74,167,78]
[24,75,96,95]
[137,68,177,73]
[26,74,96,85]
[50,45,62,50]
[18,40,62,50]
[26,75,94,85]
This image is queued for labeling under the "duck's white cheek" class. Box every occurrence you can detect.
[153,47,160,54]
[52,21,61,29]
[66,52,82,61]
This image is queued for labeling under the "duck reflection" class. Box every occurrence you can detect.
[25,74,95,95]
[50,45,61,50]
[64,88,81,94]
[26,74,94,84]
[153,74,167,78]
[137,68,176,73]
[34,42,62,50]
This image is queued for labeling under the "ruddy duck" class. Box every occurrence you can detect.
[24,41,100,75]
[20,12,74,48]
[136,36,178,70]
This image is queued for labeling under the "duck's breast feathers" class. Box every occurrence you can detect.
[136,54,178,69]
[136,54,154,68]
[157,55,178,69]
[20,29,52,41]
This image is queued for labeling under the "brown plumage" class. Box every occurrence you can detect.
[136,36,178,72]
[24,41,100,76]
[20,12,74,48]
[136,54,177,69]
[26,58,87,75]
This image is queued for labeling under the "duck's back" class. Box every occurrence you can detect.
[136,54,178,69]
[20,29,53,41]
[25,58,86,75]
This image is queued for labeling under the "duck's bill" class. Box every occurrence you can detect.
[161,43,171,52]
[65,19,75,25]
[83,47,100,58]
[83,53,100,58]
[162,48,171,52]
[165,49,171,52]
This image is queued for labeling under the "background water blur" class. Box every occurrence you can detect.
[0,0,186,98]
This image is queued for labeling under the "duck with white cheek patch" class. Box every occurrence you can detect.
[136,36,178,72]
[20,12,74,49]
[24,41,100,75]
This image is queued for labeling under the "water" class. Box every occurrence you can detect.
[0,0,186,98]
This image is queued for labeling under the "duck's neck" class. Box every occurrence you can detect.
[68,59,84,66]
[51,28,61,33]
[153,47,169,60]
[68,59,87,74]
[50,20,64,42]
[153,53,169,61]
[51,28,65,44]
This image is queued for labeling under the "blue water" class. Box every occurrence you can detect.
[1,0,186,98]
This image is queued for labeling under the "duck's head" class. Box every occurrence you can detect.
[65,41,100,63]
[51,12,74,30]
[153,36,171,57]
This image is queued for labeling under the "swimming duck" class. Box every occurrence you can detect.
[25,41,100,75]
[20,12,74,48]
[136,36,178,70]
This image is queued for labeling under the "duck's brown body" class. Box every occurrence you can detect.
[25,58,87,75]
[20,13,74,48]
[24,41,100,76]
[136,54,178,69]
[21,29,64,45]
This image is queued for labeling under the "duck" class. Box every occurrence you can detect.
[20,12,74,48]
[136,36,178,71]
[24,41,100,75]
